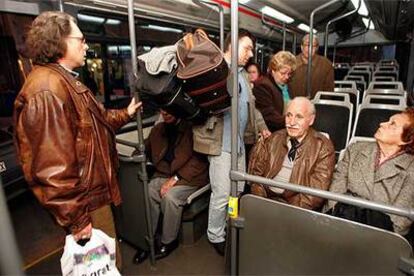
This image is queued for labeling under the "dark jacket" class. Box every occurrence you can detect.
[253,75,291,132]
[248,128,335,210]
[14,64,130,234]
[146,120,209,187]
[289,54,334,98]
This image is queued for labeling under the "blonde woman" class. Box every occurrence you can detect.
[253,51,296,132]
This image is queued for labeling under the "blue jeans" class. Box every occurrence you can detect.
[207,151,245,243]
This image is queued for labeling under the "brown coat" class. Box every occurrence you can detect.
[248,128,335,210]
[14,64,130,234]
[288,54,334,98]
[146,120,209,187]
[253,75,292,132]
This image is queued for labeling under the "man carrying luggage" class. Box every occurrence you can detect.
[192,29,271,256]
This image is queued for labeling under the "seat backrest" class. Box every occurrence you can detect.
[373,71,399,81]
[239,195,412,275]
[312,92,352,152]
[348,136,376,145]
[376,66,398,72]
[348,70,371,84]
[363,94,406,106]
[344,75,366,92]
[334,80,357,90]
[334,88,359,128]
[334,88,359,107]
[365,81,405,98]
[373,76,395,82]
[378,59,399,70]
[352,101,406,138]
[351,65,372,72]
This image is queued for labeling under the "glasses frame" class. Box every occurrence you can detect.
[67,36,86,44]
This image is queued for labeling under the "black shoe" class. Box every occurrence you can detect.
[155,239,179,260]
[211,241,225,256]
[133,247,149,264]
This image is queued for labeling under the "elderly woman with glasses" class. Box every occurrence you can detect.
[253,51,297,132]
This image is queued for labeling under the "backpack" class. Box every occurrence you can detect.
[177,29,230,115]
[136,53,206,124]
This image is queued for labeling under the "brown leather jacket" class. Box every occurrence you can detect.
[248,128,335,210]
[14,64,130,234]
[145,120,209,187]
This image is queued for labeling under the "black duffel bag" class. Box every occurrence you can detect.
[136,59,206,124]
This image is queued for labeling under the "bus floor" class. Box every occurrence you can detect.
[8,191,226,275]
[26,234,226,275]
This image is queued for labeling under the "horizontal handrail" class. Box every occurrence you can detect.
[231,170,414,220]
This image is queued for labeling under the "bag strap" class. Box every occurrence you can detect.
[194,28,208,40]
[183,33,194,50]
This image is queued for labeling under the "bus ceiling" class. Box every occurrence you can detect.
[1,0,414,43]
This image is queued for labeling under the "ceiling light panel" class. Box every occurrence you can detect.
[261,6,294,24]
[297,23,317,33]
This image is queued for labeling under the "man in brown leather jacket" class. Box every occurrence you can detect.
[13,11,140,268]
[248,97,335,210]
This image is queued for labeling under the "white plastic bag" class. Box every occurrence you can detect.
[60,228,121,276]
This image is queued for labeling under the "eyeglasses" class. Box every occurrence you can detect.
[302,43,318,48]
[67,36,86,44]
[278,70,293,77]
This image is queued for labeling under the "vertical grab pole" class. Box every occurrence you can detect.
[230,1,239,275]
[282,23,286,51]
[58,0,64,12]
[193,1,225,50]
[0,176,23,275]
[292,33,297,55]
[324,0,361,58]
[127,0,155,266]
[307,0,342,97]
[219,3,225,51]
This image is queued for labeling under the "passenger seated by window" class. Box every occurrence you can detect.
[325,108,414,236]
[135,110,209,262]
[248,97,335,210]
[253,51,297,132]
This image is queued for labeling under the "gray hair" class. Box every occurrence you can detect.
[286,96,316,115]
[301,34,319,47]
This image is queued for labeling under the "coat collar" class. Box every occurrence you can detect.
[44,63,89,94]
[375,149,414,182]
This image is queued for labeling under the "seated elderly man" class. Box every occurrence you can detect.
[248,97,335,210]
[134,110,209,262]
[326,108,414,237]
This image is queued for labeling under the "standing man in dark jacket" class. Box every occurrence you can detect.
[13,11,141,269]
[249,97,335,210]
[289,34,334,98]
[145,110,209,260]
